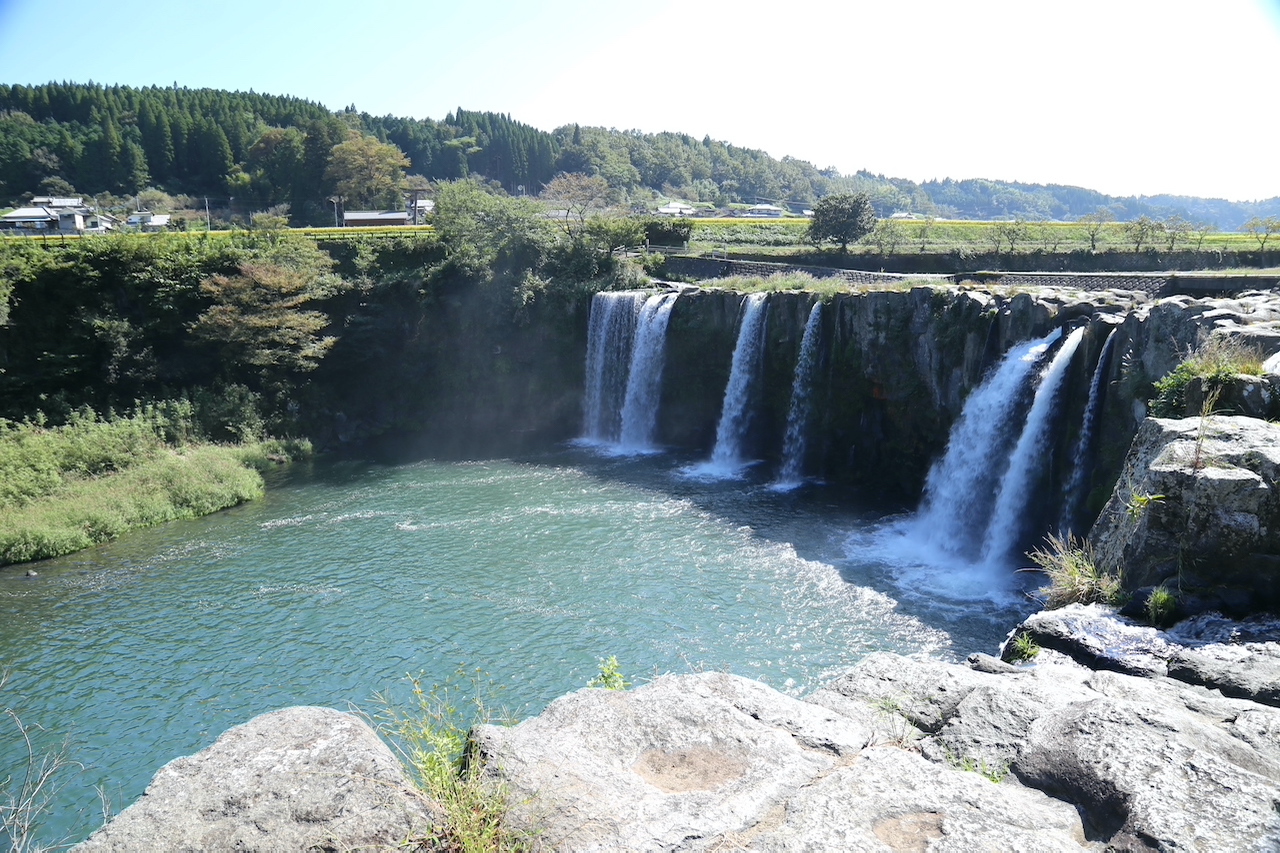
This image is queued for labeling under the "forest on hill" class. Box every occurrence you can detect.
[2,81,1278,228]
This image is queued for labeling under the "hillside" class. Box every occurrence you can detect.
[2,81,1277,228]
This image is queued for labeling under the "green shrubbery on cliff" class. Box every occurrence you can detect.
[0,407,300,564]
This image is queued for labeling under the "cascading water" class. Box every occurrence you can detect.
[580,292,643,443]
[687,292,769,477]
[913,331,1061,561]
[1059,328,1118,537]
[617,292,679,452]
[979,327,1085,568]
[773,301,823,489]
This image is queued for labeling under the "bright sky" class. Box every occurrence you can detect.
[1,0,1277,201]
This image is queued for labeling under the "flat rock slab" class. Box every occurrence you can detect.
[75,706,438,852]
[476,671,1087,851]
[1007,604,1280,707]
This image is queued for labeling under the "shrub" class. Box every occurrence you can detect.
[1150,336,1266,417]
[1028,534,1121,608]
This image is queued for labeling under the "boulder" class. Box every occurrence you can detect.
[1005,604,1280,708]
[829,655,1280,852]
[475,670,1088,851]
[75,706,438,852]
[1089,415,1280,615]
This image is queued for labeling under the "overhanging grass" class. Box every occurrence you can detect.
[0,445,264,565]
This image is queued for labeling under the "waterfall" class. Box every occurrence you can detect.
[581,292,643,444]
[979,327,1086,568]
[618,292,679,452]
[686,292,769,477]
[1059,328,1118,537]
[773,301,823,489]
[914,331,1060,561]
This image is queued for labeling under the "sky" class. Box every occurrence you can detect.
[1,0,1278,202]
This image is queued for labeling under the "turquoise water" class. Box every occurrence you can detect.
[0,447,1027,845]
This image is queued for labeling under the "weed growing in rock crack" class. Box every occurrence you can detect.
[1190,386,1222,472]
[588,655,630,690]
[1145,585,1178,628]
[872,696,919,748]
[373,670,535,853]
[1007,633,1041,663]
[943,748,1009,783]
[1028,534,1122,608]
[1125,491,1165,520]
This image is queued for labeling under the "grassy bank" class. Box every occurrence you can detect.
[0,410,305,566]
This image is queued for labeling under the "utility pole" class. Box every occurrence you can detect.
[204,197,211,231]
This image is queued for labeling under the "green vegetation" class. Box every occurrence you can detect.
[806,192,877,252]
[0,408,283,565]
[943,748,1009,783]
[1145,586,1178,628]
[588,656,630,691]
[1149,336,1266,418]
[5,82,1277,229]
[1028,534,1122,609]
[375,672,533,853]
[1007,633,1041,663]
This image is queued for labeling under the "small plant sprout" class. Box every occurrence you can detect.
[1125,492,1165,520]
[373,670,532,852]
[588,656,630,691]
[1145,586,1178,628]
[1008,632,1041,663]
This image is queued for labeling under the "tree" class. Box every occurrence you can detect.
[997,218,1029,253]
[869,218,905,253]
[324,135,410,210]
[1162,216,1192,251]
[806,192,876,252]
[1193,222,1216,251]
[1124,216,1160,252]
[1242,216,1280,251]
[191,242,348,388]
[540,172,612,235]
[1078,208,1114,252]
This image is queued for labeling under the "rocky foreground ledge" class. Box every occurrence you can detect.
[79,637,1280,852]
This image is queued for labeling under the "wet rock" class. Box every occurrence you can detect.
[75,707,438,852]
[1005,604,1176,677]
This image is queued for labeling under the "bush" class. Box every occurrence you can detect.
[1150,336,1266,417]
[0,445,264,565]
[1028,534,1122,608]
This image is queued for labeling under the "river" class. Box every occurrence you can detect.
[0,446,1031,845]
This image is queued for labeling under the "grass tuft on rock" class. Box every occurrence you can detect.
[1029,534,1122,609]
[375,672,534,853]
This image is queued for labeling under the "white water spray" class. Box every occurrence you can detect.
[913,331,1060,560]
